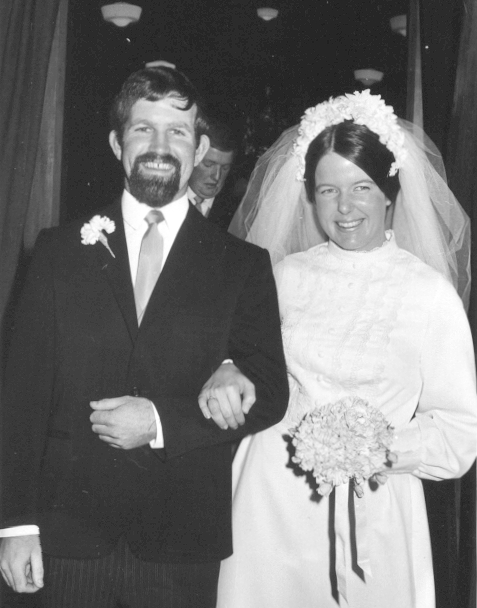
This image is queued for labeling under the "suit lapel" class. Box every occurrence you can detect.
[95,202,222,336]
[95,202,138,342]
[207,194,220,222]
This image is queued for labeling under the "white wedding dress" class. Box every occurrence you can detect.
[217,233,477,608]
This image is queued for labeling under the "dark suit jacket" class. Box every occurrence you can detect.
[206,189,240,232]
[1,202,288,563]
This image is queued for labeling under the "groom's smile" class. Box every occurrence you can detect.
[138,153,179,177]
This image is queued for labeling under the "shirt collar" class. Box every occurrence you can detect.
[121,189,189,232]
[187,186,215,205]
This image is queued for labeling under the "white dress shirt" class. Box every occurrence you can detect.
[0,192,189,538]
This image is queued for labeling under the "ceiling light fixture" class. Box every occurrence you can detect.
[354,69,384,86]
[257,8,279,21]
[390,15,407,37]
[101,3,142,27]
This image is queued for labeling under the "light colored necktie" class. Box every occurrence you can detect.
[194,195,207,216]
[134,209,164,324]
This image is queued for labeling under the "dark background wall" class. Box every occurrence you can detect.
[63,0,412,222]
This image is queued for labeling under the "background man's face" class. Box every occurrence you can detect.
[109,96,209,206]
[189,147,234,200]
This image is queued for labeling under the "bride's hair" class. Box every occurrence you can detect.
[304,122,401,205]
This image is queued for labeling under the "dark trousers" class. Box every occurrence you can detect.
[41,536,220,608]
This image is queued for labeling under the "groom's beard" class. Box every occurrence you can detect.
[128,152,182,208]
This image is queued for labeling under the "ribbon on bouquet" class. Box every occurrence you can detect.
[334,483,372,602]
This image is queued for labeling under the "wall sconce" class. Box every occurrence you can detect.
[390,15,407,37]
[354,69,384,86]
[257,8,279,21]
[101,3,142,27]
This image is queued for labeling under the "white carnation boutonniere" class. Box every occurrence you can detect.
[80,215,116,258]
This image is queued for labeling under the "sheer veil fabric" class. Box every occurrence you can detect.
[229,119,471,307]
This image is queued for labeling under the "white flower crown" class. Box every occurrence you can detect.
[293,89,407,181]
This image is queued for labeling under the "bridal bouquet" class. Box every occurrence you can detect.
[290,397,394,498]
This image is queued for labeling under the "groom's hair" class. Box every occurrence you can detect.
[304,121,401,205]
[109,67,209,146]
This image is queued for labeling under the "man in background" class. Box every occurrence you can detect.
[188,120,238,231]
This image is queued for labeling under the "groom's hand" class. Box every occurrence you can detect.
[198,362,256,430]
[0,535,43,593]
[90,396,157,449]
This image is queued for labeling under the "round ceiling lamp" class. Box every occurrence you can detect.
[257,8,279,21]
[390,15,407,37]
[354,69,384,87]
[101,3,142,27]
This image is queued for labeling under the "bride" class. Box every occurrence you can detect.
[203,91,477,607]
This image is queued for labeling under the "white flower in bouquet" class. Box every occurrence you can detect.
[290,396,395,497]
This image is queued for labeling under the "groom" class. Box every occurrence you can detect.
[0,66,288,607]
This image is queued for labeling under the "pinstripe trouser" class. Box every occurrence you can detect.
[42,536,220,608]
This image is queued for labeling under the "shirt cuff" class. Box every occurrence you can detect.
[0,525,40,537]
[149,400,164,449]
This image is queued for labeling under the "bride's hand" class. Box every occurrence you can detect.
[369,452,399,486]
[198,362,256,430]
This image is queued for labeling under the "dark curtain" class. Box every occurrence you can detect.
[407,2,477,607]
[446,2,477,607]
[0,0,61,359]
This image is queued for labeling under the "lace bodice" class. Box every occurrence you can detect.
[274,232,447,427]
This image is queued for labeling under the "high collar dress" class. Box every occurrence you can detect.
[217,232,477,608]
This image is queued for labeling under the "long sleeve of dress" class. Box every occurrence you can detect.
[392,276,477,480]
